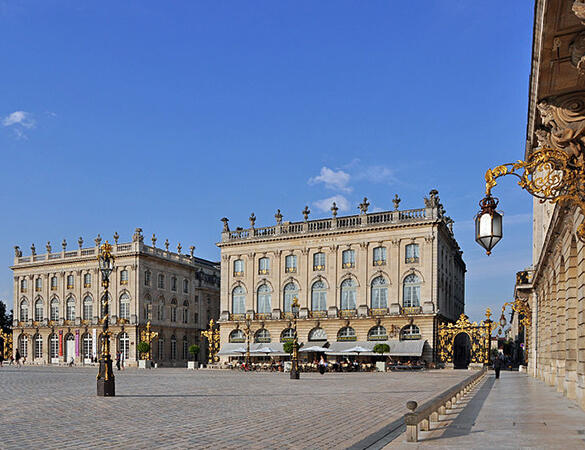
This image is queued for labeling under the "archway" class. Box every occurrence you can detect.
[453,332,471,369]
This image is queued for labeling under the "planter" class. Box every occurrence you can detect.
[138,359,153,369]
[187,361,198,370]
[375,361,387,372]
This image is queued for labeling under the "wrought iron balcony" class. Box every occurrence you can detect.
[339,309,357,318]
[309,310,327,319]
[401,306,422,315]
[371,308,388,317]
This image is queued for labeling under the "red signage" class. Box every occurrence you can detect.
[59,330,63,356]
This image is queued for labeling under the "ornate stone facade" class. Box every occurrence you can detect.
[216,192,465,363]
[10,228,220,367]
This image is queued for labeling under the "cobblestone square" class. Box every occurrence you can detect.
[0,366,473,449]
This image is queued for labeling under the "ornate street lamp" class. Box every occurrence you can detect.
[97,241,115,397]
[474,195,503,255]
[290,297,300,380]
[244,315,252,367]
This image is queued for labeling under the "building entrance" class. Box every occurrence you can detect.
[453,332,471,369]
[437,312,493,367]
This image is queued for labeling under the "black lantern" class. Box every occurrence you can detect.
[475,195,503,255]
[499,312,507,328]
[99,248,114,285]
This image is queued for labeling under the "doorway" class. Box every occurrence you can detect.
[65,334,75,363]
[453,332,471,369]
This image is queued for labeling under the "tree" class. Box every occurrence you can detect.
[0,300,12,333]
[283,341,294,355]
[373,343,390,355]
[189,344,200,361]
[137,341,150,359]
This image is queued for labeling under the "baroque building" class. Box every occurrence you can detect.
[217,191,465,363]
[515,0,585,410]
[11,228,220,366]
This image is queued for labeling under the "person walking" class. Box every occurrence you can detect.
[0,351,4,367]
[15,349,21,368]
[318,356,327,375]
[115,351,121,371]
[494,351,504,379]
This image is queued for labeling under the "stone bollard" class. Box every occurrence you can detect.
[405,401,419,442]
[430,411,439,423]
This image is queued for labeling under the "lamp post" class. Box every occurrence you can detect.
[97,242,115,397]
[290,297,300,380]
[244,316,252,368]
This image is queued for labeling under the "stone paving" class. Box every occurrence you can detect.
[388,371,585,449]
[0,366,473,449]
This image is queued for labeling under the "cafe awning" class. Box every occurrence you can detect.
[325,340,427,357]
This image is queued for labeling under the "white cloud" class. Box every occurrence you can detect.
[308,167,352,193]
[3,111,35,128]
[313,195,351,213]
[353,165,397,184]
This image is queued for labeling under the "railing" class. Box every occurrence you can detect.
[404,368,486,442]
[309,310,327,319]
[81,249,95,256]
[254,226,276,237]
[307,219,331,232]
[371,308,388,317]
[116,244,132,251]
[339,309,357,318]
[405,256,420,264]
[255,313,271,320]
[337,216,361,228]
[402,306,422,315]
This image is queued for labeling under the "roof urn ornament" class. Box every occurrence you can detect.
[358,197,370,214]
[221,217,230,232]
[62,239,67,251]
[113,232,119,244]
[151,233,157,247]
[164,239,169,251]
[78,237,83,249]
[249,213,256,228]
[95,234,102,247]
[31,243,36,256]
[331,202,338,218]
[177,243,182,254]
[275,209,283,225]
[302,205,311,221]
[393,194,401,211]
[190,246,195,258]
[46,241,52,253]
[132,228,143,243]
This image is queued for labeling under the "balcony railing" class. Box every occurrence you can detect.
[285,267,297,273]
[309,310,327,319]
[258,269,269,275]
[339,309,357,318]
[233,271,244,277]
[255,313,272,320]
[401,334,422,340]
[313,265,325,271]
[402,306,422,315]
[371,308,388,316]
[405,257,420,264]
[230,313,246,321]
[373,259,386,266]
[342,262,355,269]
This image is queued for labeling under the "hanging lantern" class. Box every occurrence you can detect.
[475,195,503,255]
[499,312,507,328]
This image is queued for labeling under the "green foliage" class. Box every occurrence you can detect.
[189,344,200,356]
[137,341,150,356]
[0,301,13,333]
[373,343,390,354]
[283,341,301,354]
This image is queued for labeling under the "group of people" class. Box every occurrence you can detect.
[0,348,23,367]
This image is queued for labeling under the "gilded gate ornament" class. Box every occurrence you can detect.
[437,311,492,365]
[0,329,13,360]
[201,319,220,364]
[139,321,159,360]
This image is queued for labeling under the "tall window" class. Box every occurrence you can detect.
[313,252,325,270]
[232,286,246,314]
[51,276,58,290]
[19,335,28,358]
[170,299,177,322]
[20,279,27,292]
[182,300,189,324]
[50,298,59,321]
[233,259,244,276]
[342,250,355,268]
[371,276,388,309]
[340,278,357,310]
[283,282,298,313]
[82,333,92,361]
[144,297,152,321]
[257,284,271,314]
[34,299,44,321]
[183,279,189,294]
[258,257,270,275]
[157,338,164,360]
[170,335,177,359]
[66,275,74,289]
[119,332,130,360]
[182,336,188,359]
[285,255,297,273]
[20,299,29,321]
[120,270,129,285]
[119,293,130,320]
[158,274,165,289]
[403,274,421,307]
[83,295,93,321]
[373,246,387,265]
[171,276,177,291]
[145,270,151,286]
[157,298,165,321]
[401,324,421,340]
[83,273,91,288]
[34,334,43,359]
[50,333,59,360]
[405,244,420,263]
[35,278,42,292]
[311,280,327,311]
[66,296,76,321]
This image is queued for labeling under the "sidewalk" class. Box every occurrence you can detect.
[388,371,585,449]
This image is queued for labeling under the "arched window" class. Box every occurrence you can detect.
[368,325,388,341]
[371,276,388,309]
[342,250,355,268]
[82,333,93,361]
[18,334,28,358]
[258,257,270,274]
[33,334,43,359]
[311,280,327,311]
[120,270,129,285]
[169,299,177,322]
[285,255,297,273]
[157,297,165,321]
[401,324,421,340]
[280,328,295,342]
[50,276,58,290]
[233,259,244,276]
[34,298,44,321]
[313,252,326,270]
[405,244,420,263]
[50,298,59,321]
[83,273,91,288]
[283,282,298,313]
[229,329,245,343]
[83,295,93,321]
[49,333,59,361]
[119,293,130,320]
[308,327,327,341]
[257,284,271,314]
[66,296,76,321]
[118,332,130,360]
[254,328,271,343]
[20,299,29,322]
[182,336,188,359]
[170,335,177,359]
[232,286,246,315]
[337,326,356,341]
[403,274,421,307]
[182,300,189,324]
[340,278,357,310]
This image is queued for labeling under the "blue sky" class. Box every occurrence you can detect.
[0,1,535,322]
